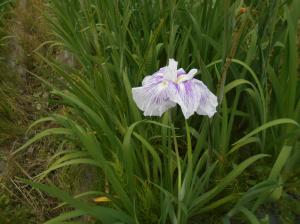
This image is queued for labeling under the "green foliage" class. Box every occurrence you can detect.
[14,0,300,223]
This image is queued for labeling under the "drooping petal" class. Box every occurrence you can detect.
[132,80,176,117]
[193,80,218,117]
[170,78,217,119]
[170,80,200,119]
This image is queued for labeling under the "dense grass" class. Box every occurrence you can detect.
[0,0,24,144]
[8,0,300,223]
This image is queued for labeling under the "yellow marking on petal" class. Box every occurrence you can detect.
[176,76,186,83]
[161,81,169,88]
[93,196,111,203]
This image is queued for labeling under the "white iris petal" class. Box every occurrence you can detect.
[132,79,176,116]
[194,80,218,117]
[173,80,201,119]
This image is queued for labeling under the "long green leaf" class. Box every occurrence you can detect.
[25,180,133,223]
[233,119,299,146]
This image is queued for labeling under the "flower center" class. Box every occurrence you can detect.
[160,80,169,88]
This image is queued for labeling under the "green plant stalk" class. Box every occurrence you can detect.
[172,124,182,224]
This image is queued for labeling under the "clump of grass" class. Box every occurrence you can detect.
[0,193,34,224]
[0,1,25,145]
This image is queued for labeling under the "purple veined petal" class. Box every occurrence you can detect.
[170,80,200,119]
[142,72,164,86]
[132,80,177,117]
[193,80,218,118]
[171,78,218,119]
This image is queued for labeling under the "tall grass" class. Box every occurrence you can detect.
[16,0,300,223]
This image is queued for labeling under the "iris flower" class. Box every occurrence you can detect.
[132,59,218,119]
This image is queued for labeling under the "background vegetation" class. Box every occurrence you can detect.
[0,0,300,223]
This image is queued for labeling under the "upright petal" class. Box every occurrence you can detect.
[164,59,178,82]
[176,68,198,83]
[177,68,186,76]
[132,81,176,117]
[187,68,198,77]
[168,58,178,71]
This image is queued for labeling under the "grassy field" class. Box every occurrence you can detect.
[1,0,300,223]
